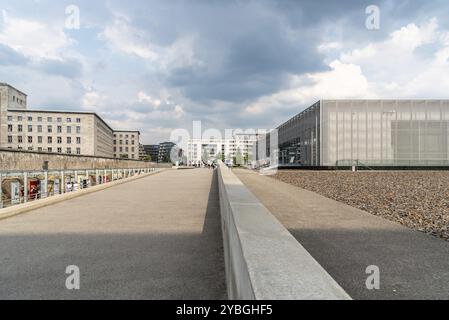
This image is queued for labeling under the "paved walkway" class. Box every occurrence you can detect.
[0,169,226,299]
[235,169,449,300]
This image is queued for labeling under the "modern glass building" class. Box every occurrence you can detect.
[267,100,449,167]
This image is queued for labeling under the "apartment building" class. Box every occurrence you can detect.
[143,144,160,162]
[113,130,140,159]
[187,133,259,166]
[0,83,141,159]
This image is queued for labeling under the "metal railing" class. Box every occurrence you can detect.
[0,167,159,209]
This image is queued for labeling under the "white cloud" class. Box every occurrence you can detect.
[99,14,158,60]
[246,18,449,115]
[138,91,161,109]
[245,60,370,114]
[82,90,107,110]
[0,10,74,60]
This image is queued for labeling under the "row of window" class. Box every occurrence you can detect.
[8,124,81,134]
[113,147,136,153]
[9,146,81,155]
[114,134,136,139]
[7,115,81,123]
[113,154,136,159]
[7,136,82,144]
[114,140,136,145]
[12,96,25,105]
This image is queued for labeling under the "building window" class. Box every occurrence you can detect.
[126,140,129,145]
[57,147,62,153]
[7,136,12,143]
[28,125,32,132]
[28,136,33,143]
[18,116,23,122]
[37,125,42,133]
[76,126,81,134]
[76,137,81,144]
[47,117,52,122]
[114,140,117,145]
[38,147,42,152]
[67,126,72,134]
[57,137,62,144]
[76,148,81,155]
[7,116,12,121]
[67,137,72,144]
[48,126,52,133]
[18,136,23,143]
[8,124,12,132]
[48,147,52,153]
[67,147,72,154]
[28,116,32,122]
[76,118,81,123]
[131,140,135,145]
[132,147,135,152]
[18,125,23,132]
[48,137,52,144]
[57,126,62,133]
[38,136,43,144]
[120,140,123,144]
[119,147,123,152]
[67,118,72,123]
[113,147,117,152]
[38,117,43,122]
[57,117,62,123]
[28,147,33,151]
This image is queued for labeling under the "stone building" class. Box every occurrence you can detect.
[0,83,141,159]
[113,130,141,159]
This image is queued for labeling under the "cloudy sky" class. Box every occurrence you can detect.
[1,0,449,143]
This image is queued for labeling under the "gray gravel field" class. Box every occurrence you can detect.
[272,170,449,241]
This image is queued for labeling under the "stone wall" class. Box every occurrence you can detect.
[0,148,170,171]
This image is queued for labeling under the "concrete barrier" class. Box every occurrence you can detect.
[0,169,166,221]
[217,162,351,300]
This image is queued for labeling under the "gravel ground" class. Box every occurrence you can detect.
[272,171,449,241]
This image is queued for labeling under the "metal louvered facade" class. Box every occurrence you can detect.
[275,100,449,167]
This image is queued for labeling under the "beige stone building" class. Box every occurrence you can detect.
[0,83,140,159]
[113,131,141,159]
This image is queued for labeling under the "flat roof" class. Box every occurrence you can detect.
[0,83,28,97]
[114,130,141,135]
[8,109,114,132]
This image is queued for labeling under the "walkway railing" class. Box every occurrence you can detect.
[0,167,158,209]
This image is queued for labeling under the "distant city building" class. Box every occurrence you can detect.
[113,130,140,160]
[143,144,160,162]
[187,133,258,166]
[139,144,146,160]
[257,99,449,167]
[0,83,142,159]
[158,142,176,163]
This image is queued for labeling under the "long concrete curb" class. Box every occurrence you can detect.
[217,162,351,300]
[0,169,166,221]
